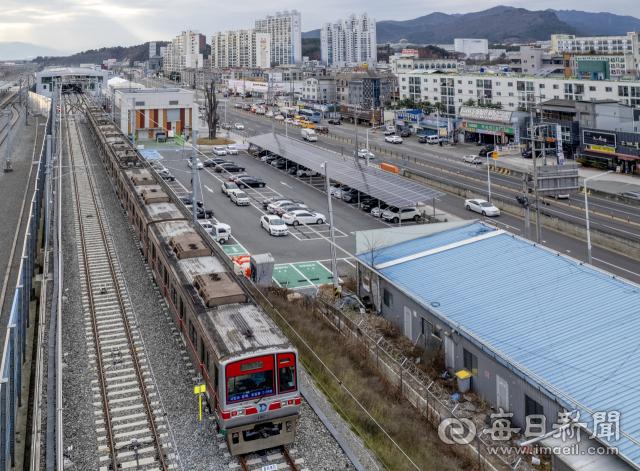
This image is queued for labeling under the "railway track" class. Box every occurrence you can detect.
[0,97,20,149]
[236,445,304,471]
[65,95,174,471]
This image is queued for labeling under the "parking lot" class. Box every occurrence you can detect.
[154,147,402,283]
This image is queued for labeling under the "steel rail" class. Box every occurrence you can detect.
[70,93,168,470]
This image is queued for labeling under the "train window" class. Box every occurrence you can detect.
[189,319,197,348]
[164,267,169,287]
[171,286,177,306]
[152,243,156,261]
[179,297,185,319]
[226,356,275,403]
[277,353,296,394]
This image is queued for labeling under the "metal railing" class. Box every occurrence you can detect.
[0,110,49,470]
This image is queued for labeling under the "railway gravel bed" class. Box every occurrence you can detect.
[60,108,377,470]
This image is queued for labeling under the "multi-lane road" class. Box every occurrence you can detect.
[133,75,640,283]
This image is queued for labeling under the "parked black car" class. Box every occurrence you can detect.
[272,158,288,169]
[188,206,213,218]
[158,170,175,181]
[204,158,229,167]
[361,198,386,212]
[328,119,341,125]
[418,136,429,143]
[400,130,411,137]
[342,190,370,204]
[287,166,299,175]
[237,177,266,188]
[180,197,203,207]
[215,163,246,173]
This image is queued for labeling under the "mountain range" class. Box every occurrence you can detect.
[0,42,70,61]
[302,6,640,44]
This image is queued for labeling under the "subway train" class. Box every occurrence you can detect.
[83,100,301,456]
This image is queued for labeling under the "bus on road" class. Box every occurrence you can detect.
[299,109,322,123]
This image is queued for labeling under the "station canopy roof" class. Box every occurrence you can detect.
[248,133,445,208]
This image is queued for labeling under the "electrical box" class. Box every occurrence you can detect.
[250,254,275,287]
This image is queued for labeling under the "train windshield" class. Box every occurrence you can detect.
[227,356,275,403]
[278,353,296,394]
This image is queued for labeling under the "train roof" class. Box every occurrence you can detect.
[178,256,227,284]
[198,304,291,360]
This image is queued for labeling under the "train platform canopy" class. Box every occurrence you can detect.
[356,220,640,468]
[248,133,445,208]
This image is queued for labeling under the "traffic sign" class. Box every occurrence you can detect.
[492,152,498,160]
[194,384,206,420]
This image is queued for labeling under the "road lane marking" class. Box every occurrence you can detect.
[592,258,640,278]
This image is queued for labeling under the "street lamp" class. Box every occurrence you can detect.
[365,127,373,167]
[584,171,613,265]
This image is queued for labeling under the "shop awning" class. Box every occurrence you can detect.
[585,149,640,161]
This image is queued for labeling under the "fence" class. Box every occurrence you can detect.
[0,111,49,469]
[28,92,51,117]
[241,285,531,471]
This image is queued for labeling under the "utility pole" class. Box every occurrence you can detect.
[191,129,199,226]
[45,135,52,248]
[130,97,137,150]
[353,104,359,158]
[323,162,340,299]
[486,154,491,203]
[522,174,530,240]
[3,109,12,172]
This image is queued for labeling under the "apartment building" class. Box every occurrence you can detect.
[551,32,640,72]
[388,52,458,74]
[211,31,271,68]
[397,70,640,118]
[300,77,336,104]
[164,30,205,75]
[320,13,377,67]
[255,10,302,66]
[335,71,391,108]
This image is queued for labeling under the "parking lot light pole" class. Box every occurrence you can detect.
[486,154,491,203]
[322,162,340,299]
[2,109,12,172]
[584,171,612,265]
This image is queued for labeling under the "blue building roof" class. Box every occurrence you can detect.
[357,222,640,466]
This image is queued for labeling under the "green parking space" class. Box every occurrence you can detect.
[291,261,335,285]
[272,264,312,289]
[222,244,249,258]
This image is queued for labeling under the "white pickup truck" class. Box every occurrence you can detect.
[301,128,317,142]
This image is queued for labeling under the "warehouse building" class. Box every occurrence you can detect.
[36,67,108,98]
[356,221,640,470]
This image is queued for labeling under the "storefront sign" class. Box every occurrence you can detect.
[588,144,615,153]
[463,122,515,134]
[397,110,422,123]
[514,124,520,145]
[396,119,404,126]
[439,128,448,137]
[402,49,419,55]
[583,130,616,148]
[458,106,512,123]
[620,139,640,150]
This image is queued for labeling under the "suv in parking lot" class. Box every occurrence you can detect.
[221,181,240,196]
[297,167,321,178]
[381,206,422,223]
[213,146,227,156]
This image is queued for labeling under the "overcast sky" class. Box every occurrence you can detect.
[1,0,638,53]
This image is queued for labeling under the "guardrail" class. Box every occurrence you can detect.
[0,110,49,469]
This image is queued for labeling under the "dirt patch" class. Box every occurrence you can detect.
[197,137,235,146]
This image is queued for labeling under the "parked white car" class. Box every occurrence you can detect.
[465,199,500,217]
[268,199,305,213]
[462,155,482,164]
[226,145,238,155]
[357,149,375,159]
[199,220,214,232]
[235,123,244,130]
[282,210,326,226]
[275,115,285,121]
[284,118,294,124]
[381,206,422,223]
[266,111,274,117]
[297,167,321,178]
[187,158,204,170]
[385,136,403,144]
[213,146,227,156]
[221,181,240,196]
[260,215,289,236]
[230,191,250,206]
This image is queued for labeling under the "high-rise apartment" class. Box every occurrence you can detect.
[551,32,639,72]
[211,31,271,68]
[164,30,205,75]
[255,10,302,66]
[321,13,377,67]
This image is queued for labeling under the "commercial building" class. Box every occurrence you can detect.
[551,32,640,72]
[335,70,391,108]
[211,30,271,68]
[116,88,198,139]
[164,30,206,75]
[36,67,108,98]
[453,38,488,58]
[255,10,302,66]
[355,221,640,471]
[388,51,458,74]
[149,42,157,58]
[320,13,377,67]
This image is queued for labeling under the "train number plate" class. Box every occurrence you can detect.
[262,465,277,471]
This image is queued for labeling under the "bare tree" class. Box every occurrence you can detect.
[359,232,391,312]
[201,78,220,140]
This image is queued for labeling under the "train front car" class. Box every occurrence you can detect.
[219,349,300,454]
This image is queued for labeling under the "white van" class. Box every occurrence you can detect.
[301,128,317,142]
[426,135,440,145]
